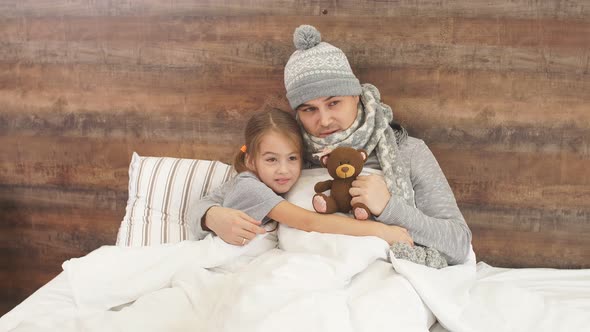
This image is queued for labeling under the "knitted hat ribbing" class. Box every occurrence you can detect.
[284,25,362,109]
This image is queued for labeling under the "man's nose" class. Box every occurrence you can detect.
[318,109,331,127]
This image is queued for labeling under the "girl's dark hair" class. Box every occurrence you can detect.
[233,108,303,173]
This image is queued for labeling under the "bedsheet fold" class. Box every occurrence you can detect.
[391,248,590,332]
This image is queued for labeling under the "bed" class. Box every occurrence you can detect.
[2,235,590,332]
[1,153,589,332]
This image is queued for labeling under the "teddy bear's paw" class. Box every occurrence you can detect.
[312,194,328,213]
[353,207,369,220]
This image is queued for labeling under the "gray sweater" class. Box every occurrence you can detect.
[192,137,472,265]
[220,171,284,224]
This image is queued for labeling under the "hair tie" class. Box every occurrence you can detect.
[240,145,247,153]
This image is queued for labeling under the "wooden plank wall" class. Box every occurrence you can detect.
[1,0,589,316]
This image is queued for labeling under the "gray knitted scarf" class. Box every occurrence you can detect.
[300,84,415,207]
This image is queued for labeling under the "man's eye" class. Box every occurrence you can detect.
[329,101,340,107]
[266,158,277,162]
[289,156,299,161]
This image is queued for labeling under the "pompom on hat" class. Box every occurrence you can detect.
[293,25,322,50]
[284,25,362,109]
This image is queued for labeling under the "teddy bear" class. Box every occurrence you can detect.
[312,147,372,220]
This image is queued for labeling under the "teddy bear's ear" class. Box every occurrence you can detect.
[320,154,330,167]
[358,149,368,161]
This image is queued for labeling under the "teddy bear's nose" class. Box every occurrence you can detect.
[341,166,349,173]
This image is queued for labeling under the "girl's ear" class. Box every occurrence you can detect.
[245,153,256,172]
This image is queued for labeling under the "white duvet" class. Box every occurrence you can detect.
[5,224,590,332]
[7,227,436,332]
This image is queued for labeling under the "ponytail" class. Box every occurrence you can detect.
[233,148,249,173]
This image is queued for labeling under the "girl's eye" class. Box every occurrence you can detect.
[266,158,277,163]
[328,100,340,107]
[289,156,299,161]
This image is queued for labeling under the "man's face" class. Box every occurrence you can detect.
[295,95,359,138]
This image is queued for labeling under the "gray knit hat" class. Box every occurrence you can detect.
[284,25,362,109]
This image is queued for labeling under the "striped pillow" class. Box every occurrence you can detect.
[116,152,234,246]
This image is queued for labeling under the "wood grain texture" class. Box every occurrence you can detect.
[1,0,589,317]
[319,0,590,20]
[0,0,320,17]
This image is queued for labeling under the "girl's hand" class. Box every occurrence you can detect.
[350,174,391,216]
[205,206,266,246]
[380,224,414,246]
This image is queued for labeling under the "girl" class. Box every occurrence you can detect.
[198,108,413,247]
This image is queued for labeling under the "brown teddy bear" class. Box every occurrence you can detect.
[312,147,372,220]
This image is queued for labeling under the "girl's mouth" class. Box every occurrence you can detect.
[276,178,290,185]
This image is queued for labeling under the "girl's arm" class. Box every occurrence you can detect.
[268,201,413,246]
[198,172,412,247]
[192,181,228,239]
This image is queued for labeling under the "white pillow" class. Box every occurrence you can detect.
[116,152,234,247]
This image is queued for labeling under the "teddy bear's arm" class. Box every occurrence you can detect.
[314,180,333,193]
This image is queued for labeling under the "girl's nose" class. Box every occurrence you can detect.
[278,161,289,173]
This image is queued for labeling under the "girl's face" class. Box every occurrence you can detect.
[295,95,359,138]
[247,131,301,194]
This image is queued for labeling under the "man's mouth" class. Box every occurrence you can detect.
[319,129,339,138]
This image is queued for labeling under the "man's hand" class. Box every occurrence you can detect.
[205,206,266,246]
[349,174,391,216]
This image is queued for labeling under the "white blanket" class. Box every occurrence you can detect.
[7,222,590,332]
[8,226,436,332]
[392,249,590,332]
